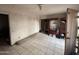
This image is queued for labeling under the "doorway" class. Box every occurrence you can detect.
[0,14,10,45]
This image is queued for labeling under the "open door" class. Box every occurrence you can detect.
[65,8,78,55]
[0,14,10,45]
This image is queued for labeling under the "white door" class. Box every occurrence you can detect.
[65,8,78,54]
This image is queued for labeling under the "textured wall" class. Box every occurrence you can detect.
[0,5,40,45]
[9,14,40,45]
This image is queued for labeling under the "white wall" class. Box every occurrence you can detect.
[9,14,40,45]
[0,5,40,45]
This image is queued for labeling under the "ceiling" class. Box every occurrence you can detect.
[0,4,79,16]
[40,4,79,15]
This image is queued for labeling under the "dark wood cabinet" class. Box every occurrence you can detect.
[40,19,49,34]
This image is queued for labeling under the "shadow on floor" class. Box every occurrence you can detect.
[0,37,10,46]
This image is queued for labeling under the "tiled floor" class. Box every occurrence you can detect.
[0,33,65,55]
